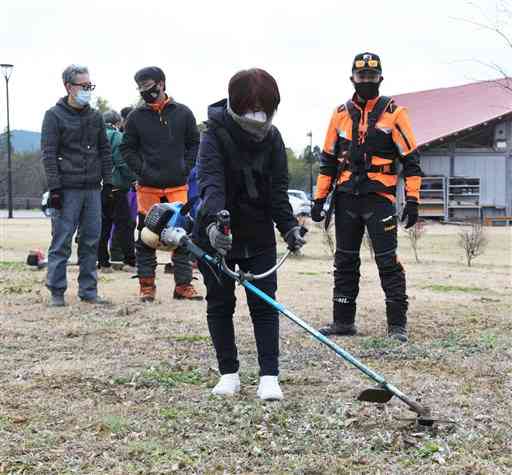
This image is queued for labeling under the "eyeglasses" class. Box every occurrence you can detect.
[137,80,156,92]
[353,69,381,83]
[354,59,379,69]
[70,82,96,91]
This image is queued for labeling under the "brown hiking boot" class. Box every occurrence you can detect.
[139,277,156,302]
[173,283,203,301]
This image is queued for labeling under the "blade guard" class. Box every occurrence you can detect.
[358,388,394,404]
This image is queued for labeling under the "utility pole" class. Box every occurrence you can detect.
[1,64,14,218]
[306,130,313,200]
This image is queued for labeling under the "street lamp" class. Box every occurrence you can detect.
[1,63,14,219]
[306,130,313,200]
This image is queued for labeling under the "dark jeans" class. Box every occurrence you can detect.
[46,189,101,299]
[333,192,408,327]
[198,248,279,376]
[98,190,136,267]
[136,212,192,285]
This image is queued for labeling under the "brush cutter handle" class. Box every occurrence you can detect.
[216,210,231,236]
[239,226,308,280]
[222,250,292,282]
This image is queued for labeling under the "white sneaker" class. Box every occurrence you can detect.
[211,373,240,396]
[256,376,283,401]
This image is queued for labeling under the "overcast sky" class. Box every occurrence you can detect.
[0,0,507,152]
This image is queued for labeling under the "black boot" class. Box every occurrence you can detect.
[319,297,357,336]
[386,300,408,343]
[388,325,408,342]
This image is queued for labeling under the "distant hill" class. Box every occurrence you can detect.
[12,130,41,152]
[0,130,41,153]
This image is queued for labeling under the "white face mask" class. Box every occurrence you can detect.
[243,111,267,123]
[75,89,92,106]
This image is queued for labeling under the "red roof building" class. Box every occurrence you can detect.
[395,78,512,148]
[393,79,512,221]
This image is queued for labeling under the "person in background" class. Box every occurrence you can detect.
[41,64,112,306]
[119,106,133,132]
[120,66,202,302]
[110,106,137,269]
[97,110,137,273]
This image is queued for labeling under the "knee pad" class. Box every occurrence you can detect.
[335,249,361,268]
[375,249,401,271]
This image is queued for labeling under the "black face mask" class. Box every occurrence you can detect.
[140,84,161,104]
[354,82,380,101]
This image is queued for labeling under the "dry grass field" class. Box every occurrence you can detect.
[0,217,511,474]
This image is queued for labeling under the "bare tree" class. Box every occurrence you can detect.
[455,1,512,89]
[458,222,488,267]
[95,96,110,113]
[406,220,427,263]
[321,220,336,257]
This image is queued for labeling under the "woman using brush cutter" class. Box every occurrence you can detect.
[193,68,306,401]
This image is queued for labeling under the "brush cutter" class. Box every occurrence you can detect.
[145,205,449,427]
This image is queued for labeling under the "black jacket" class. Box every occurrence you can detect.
[41,97,112,191]
[120,99,199,189]
[194,99,297,258]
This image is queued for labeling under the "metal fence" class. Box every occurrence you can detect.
[0,196,41,210]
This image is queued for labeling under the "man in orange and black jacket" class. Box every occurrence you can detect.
[311,52,423,342]
[120,66,202,302]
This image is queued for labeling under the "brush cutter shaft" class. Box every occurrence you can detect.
[244,280,385,382]
[243,279,427,415]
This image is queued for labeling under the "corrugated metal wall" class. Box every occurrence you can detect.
[453,154,507,208]
[420,152,510,218]
[419,154,451,176]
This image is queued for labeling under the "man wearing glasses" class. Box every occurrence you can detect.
[311,52,423,342]
[120,66,202,302]
[41,64,113,307]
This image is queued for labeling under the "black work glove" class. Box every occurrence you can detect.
[401,201,419,229]
[207,223,232,256]
[311,199,326,222]
[284,225,307,252]
[49,189,63,209]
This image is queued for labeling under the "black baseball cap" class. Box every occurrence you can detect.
[134,66,166,84]
[352,52,382,73]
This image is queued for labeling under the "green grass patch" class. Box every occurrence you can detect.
[431,330,495,355]
[416,441,441,458]
[422,284,485,293]
[112,375,132,385]
[0,415,11,430]
[360,336,401,350]
[160,407,180,420]
[143,366,204,388]
[100,415,129,434]
[480,332,498,350]
[127,441,198,467]
[0,261,26,271]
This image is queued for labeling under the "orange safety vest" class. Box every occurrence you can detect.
[315,95,422,203]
